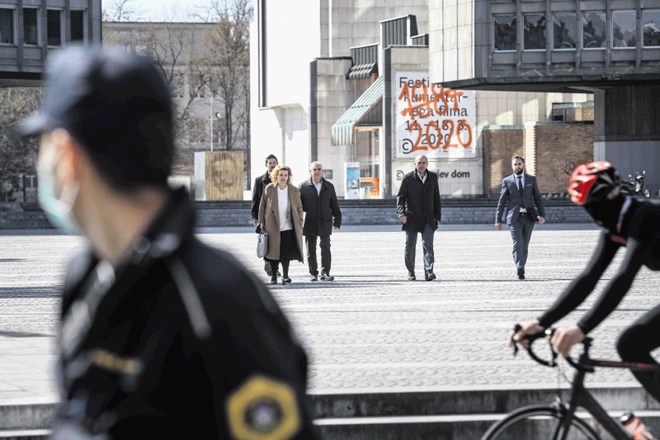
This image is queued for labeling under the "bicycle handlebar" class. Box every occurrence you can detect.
[512,325,659,374]
[512,325,593,371]
[512,325,558,367]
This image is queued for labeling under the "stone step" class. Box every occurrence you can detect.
[315,411,660,440]
[1,387,657,437]
[0,429,50,440]
[309,386,659,418]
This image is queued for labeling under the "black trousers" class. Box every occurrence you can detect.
[616,303,660,402]
[305,235,331,276]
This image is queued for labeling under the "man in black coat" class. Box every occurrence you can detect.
[252,153,278,276]
[252,153,279,225]
[299,161,342,281]
[396,154,442,281]
[16,46,320,440]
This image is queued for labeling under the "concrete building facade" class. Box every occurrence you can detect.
[432,0,660,195]
[250,1,594,199]
[0,0,102,85]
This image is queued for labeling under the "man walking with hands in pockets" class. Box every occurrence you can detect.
[397,154,441,281]
[496,155,546,280]
[299,161,342,281]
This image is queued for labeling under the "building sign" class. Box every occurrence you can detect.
[395,72,476,159]
[344,162,360,199]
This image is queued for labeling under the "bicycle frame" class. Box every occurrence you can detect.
[560,358,631,439]
[518,335,657,440]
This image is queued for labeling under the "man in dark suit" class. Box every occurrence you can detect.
[396,155,442,281]
[496,155,546,280]
[299,161,342,281]
[252,154,278,276]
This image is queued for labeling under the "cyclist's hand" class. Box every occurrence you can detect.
[550,325,585,357]
[508,320,544,350]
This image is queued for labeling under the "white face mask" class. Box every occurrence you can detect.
[36,148,80,235]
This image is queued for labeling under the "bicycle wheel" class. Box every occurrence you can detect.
[482,404,601,440]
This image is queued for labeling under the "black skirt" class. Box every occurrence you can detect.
[278,229,302,262]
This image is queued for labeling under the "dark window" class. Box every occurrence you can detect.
[0,8,14,44]
[23,8,38,45]
[47,9,61,46]
[71,10,85,42]
[524,14,546,50]
[582,11,606,49]
[643,10,660,47]
[553,13,576,49]
[494,14,516,51]
[613,10,636,48]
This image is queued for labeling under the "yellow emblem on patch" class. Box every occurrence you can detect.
[227,375,301,440]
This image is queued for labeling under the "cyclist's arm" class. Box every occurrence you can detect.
[576,236,645,334]
[537,231,620,328]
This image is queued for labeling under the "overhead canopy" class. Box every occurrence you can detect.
[331,76,384,146]
[346,62,377,79]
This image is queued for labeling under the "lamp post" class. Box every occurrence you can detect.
[210,96,222,151]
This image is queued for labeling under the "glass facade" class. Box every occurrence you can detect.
[0,8,14,44]
[71,10,85,42]
[582,11,606,49]
[553,13,576,49]
[643,10,660,47]
[23,8,38,45]
[612,10,636,48]
[523,14,546,50]
[494,14,516,51]
[47,9,62,46]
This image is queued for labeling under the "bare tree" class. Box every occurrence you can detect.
[0,88,41,201]
[102,0,142,22]
[201,0,251,152]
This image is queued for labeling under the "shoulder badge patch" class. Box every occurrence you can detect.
[226,375,301,440]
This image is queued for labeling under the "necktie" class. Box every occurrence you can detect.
[517,176,523,193]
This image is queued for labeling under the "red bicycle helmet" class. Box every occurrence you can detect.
[568,161,619,205]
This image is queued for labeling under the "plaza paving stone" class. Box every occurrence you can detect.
[0,223,656,406]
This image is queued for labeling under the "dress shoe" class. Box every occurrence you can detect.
[310,275,318,282]
[425,271,436,281]
[281,277,292,285]
[320,273,334,281]
[408,273,416,281]
[517,268,525,280]
[270,276,277,284]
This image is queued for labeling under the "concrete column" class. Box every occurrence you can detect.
[593,85,660,196]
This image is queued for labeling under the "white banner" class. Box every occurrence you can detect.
[395,72,476,159]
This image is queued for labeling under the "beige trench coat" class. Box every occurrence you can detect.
[257,183,304,261]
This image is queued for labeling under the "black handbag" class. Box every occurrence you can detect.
[526,207,540,223]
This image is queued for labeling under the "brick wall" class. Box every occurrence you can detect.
[531,122,594,194]
[484,122,594,196]
[483,127,524,195]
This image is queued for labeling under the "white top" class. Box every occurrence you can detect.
[314,181,322,194]
[277,186,292,231]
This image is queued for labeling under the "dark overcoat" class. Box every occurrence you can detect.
[53,188,320,439]
[299,178,342,236]
[251,171,271,221]
[396,170,442,232]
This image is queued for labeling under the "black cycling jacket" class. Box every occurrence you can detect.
[538,197,660,333]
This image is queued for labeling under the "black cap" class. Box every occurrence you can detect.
[17,45,174,189]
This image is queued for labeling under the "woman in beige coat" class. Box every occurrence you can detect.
[258,164,304,284]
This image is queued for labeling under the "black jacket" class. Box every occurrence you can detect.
[396,170,442,232]
[52,188,320,439]
[251,171,271,221]
[299,178,342,236]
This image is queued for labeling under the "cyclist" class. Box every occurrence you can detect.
[509,161,660,403]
